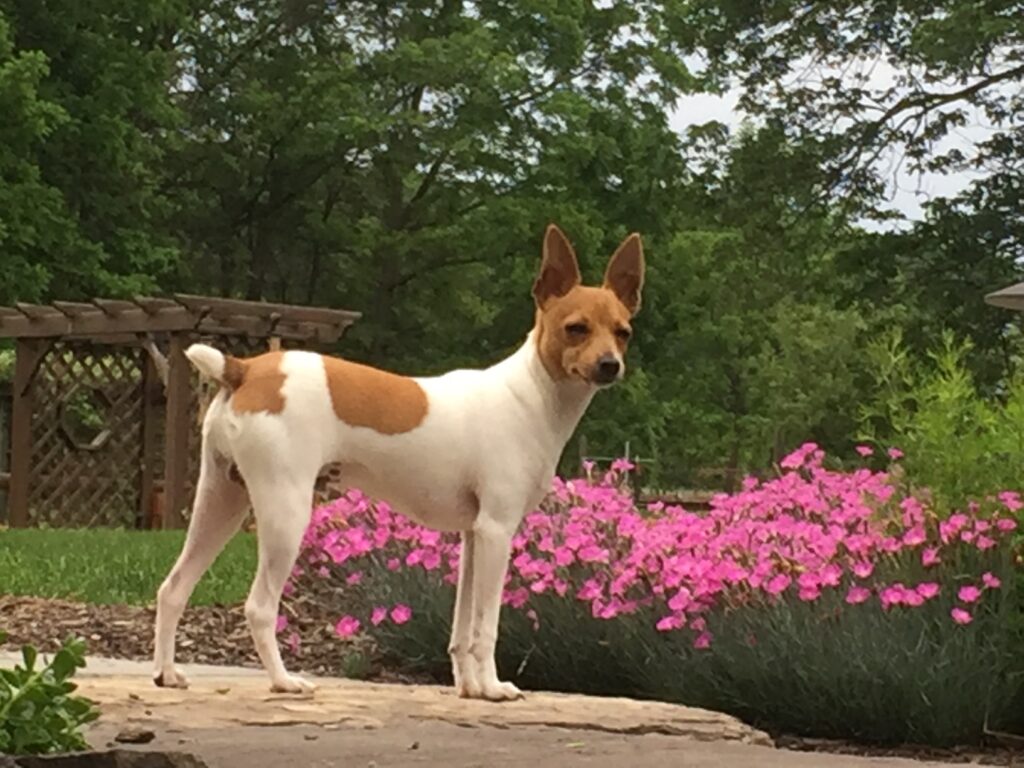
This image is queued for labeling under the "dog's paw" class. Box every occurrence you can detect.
[153,667,189,689]
[458,679,523,702]
[270,675,317,695]
[483,680,524,702]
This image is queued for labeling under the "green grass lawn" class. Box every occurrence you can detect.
[0,528,256,605]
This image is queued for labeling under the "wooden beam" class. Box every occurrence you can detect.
[139,351,163,529]
[0,295,360,340]
[174,293,361,325]
[15,303,64,321]
[8,339,47,527]
[92,298,139,316]
[132,296,180,314]
[162,334,193,529]
[52,301,100,317]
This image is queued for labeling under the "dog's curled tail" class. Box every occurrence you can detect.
[185,343,245,389]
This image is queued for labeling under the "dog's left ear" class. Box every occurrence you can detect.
[603,233,645,315]
[533,224,582,308]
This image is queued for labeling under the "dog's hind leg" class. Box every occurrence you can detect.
[243,472,318,694]
[153,448,249,688]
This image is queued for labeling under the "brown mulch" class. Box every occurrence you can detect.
[0,595,424,684]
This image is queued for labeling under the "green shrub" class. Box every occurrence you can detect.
[0,633,99,755]
[859,330,1024,512]
[288,452,1024,747]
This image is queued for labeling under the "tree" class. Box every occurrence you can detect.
[167,0,698,369]
[0,10,67,304]
[0,0,189,300]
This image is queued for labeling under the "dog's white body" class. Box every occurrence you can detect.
[153,225,643,700]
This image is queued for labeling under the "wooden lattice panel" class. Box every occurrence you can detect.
[27,342,144,527]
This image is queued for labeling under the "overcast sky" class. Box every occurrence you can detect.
[666,62,999,229]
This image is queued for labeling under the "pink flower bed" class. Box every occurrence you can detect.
[286,443,1021,645]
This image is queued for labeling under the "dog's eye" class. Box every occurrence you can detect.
[565,322,589,336]
[615,328,632,341]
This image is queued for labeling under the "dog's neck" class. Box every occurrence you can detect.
[490,328,597,453]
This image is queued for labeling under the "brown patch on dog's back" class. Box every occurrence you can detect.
[223,356,247,389]
[323,356,428,434]
[228,352,286,414]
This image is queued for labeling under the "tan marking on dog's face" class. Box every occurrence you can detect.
[532,225,644,386]
[229,352,286,414]
[323,356,428,434]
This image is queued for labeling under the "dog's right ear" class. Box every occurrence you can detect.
[533,224,581,308]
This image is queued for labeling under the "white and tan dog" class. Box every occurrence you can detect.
[153,224,644,701]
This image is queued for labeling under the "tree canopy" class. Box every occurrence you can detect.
[0,0,1020,487]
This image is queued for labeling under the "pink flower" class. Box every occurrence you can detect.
[916,582,940,600]
[880,585,906,609]
[346,571,363,585]
[655,614,684,632]
[902,525,926,547]
[951,608,973,625]
[887,447,904,460]
[999,491,1023,512]
[996,518,1018,533]
[371,606,388,626]
[921,548,940,567]
[975,535,996,551]
[275,615,288,634]
[958,585,982,603]
[693,632,712,649]
[982,572,1002,589]
[611,458,635,473]
[845,586,871,605]
[390,604,413,625]
[855,445,874,457]
[335,615,361,638]
[798,585,821,602]
[764,573,792,596]
[852,561,874,579]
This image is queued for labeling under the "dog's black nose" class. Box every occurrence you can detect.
[594,356,621,384]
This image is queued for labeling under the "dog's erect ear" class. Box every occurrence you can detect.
[603,233,645,315]
[533,224,582,308]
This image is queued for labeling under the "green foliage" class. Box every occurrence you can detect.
[0,529,255,605]
[0,633,99,755]
[859,330,1024,510]
[0,1,187,302]
[0,0,1021,484]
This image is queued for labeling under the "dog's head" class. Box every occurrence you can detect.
[532,224,644,387]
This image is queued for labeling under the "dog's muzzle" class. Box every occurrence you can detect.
[591,355,622,386]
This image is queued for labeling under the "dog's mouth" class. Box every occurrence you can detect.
[568,367,623,388]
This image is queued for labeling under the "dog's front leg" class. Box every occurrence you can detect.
[448,530,477,693]
[459,515,524,702]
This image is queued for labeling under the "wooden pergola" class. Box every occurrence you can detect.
[0,295,359,529]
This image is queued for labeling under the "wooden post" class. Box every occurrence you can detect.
[8,339,45,528]
[162,334,192,529]
[139,350,162,529]
[268,336,281,352]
